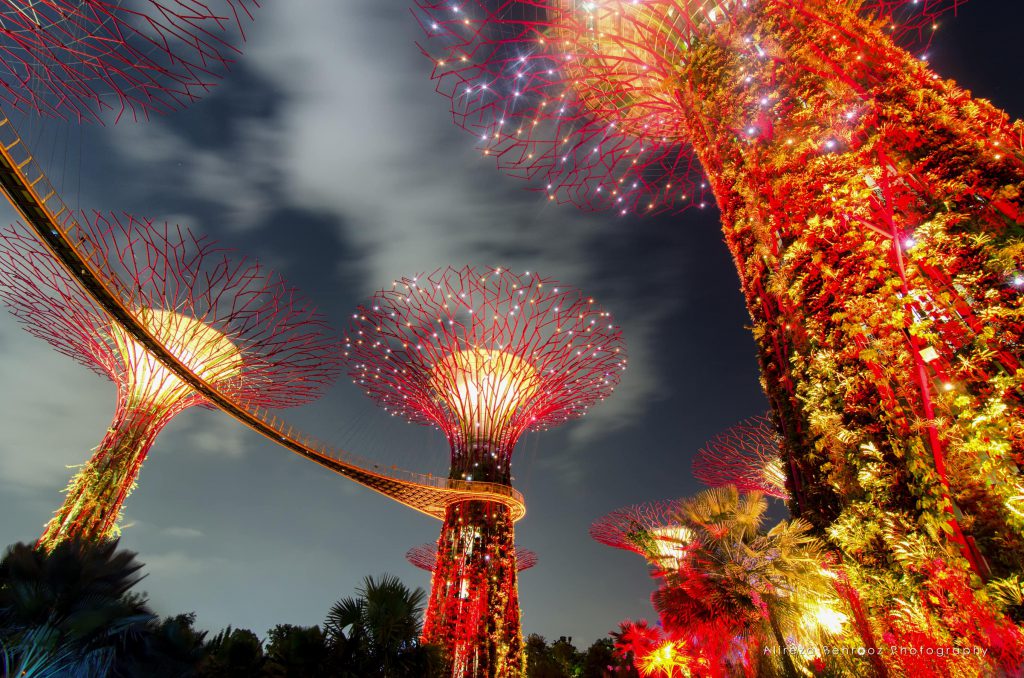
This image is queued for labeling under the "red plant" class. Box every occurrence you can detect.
[881,559,1024,674]
[613,620,663,665]
[406,542,538,572]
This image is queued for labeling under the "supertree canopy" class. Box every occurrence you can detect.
[407,542,538,572]
[343,265,625,677]
[692,414,789,500]
[590,501,693,575]
[0,0,259,121]
[0,213,338,548]
[415,0,1024,607]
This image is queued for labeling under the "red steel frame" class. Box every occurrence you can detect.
[343,265,626,677]
[0,0,258,121]
[407,543,538,572]
[692,415,789,500]
[0,212,337,547]
[590,500,692,576]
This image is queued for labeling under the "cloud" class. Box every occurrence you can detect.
[106,117,283,231]
[163,526,204,538]
[99,0,683,452]
[244,1,610,282]
[0,313,115,491]
[142,550,226,577]
[164,410,249,459]
[567,306,669,444]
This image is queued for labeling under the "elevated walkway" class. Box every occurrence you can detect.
[0,115,525,523]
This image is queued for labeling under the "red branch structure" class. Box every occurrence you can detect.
[414,0,961,215]
[415,0,1024,604]
[0,212,337,547]
[343,265,626,678]
[692,415,789,500]
[0,0,259,121]
[407,543,538,573]
[590,501,693,575]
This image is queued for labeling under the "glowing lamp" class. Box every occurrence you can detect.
[556,0,733,140]
[802,601,849,635]
[110,309,243,410]
[638,640,688,677]
[431,348,539,443]
[648,525,694,571]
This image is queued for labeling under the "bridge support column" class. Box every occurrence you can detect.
[423,500,523,678]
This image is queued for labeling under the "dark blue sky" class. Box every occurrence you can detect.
[0,0,1020,649]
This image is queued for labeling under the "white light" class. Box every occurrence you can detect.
[110,309,243,409]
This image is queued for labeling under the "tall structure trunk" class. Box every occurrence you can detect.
[39,407,171,548]
[423,447,524,677]
[672,0,1023,579]
[767,609,800,678]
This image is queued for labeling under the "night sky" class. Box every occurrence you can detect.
[0,0,1021,649]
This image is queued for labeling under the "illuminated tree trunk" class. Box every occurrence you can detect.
[39,407,170,548]
[424,446,524,678]
[766,606,799,678]
[673,0,1023,579]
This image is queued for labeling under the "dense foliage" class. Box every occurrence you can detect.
[0,539,645,677]
[0,539,446,677]
[598,487,1024,677]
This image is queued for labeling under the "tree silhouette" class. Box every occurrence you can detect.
[0,538,155,675]
[324,574,444,677]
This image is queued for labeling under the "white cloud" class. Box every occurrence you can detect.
[108,118,281,231]
[163,526,204,538]
[143,550,226,577]
[164,410,249,459]
[0,313,115,491]
[244,1,607,282]
[100,0,679,449]
[567,307,668,444]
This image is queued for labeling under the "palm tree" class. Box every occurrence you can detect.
[324,574,443,677]
[121,613,209,677]
[263,623,330,677]
[1,626,78,677]
[655,487,849,677]
[0,538,156,676]
[200,626,266,677]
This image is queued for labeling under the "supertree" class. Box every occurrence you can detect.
[692,415,789,500]
[590,501,693,576]
[343,265,626,678]
[0,212,338,548]
[0,0,258,121]
[407,543,538,572]
[414,0,1024,589]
